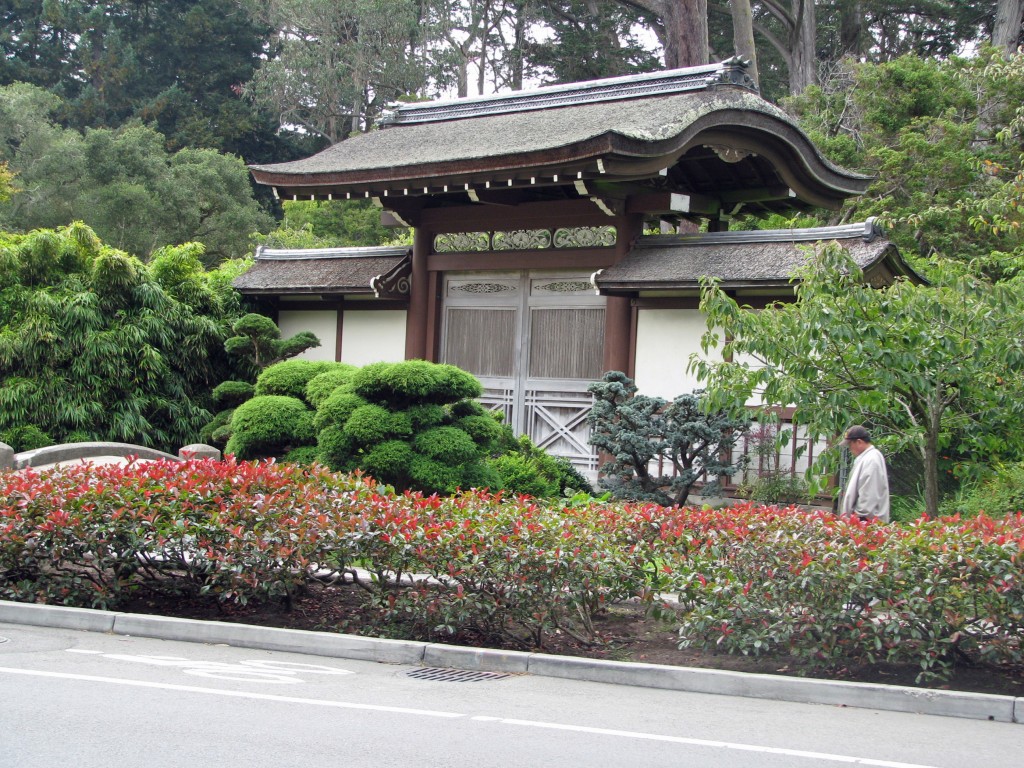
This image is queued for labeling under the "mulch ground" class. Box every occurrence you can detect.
[117,581,1024,698]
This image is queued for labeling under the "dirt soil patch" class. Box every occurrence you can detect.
[116,581,1024,698]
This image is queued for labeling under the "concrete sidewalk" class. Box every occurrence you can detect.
[2,598,1021,725]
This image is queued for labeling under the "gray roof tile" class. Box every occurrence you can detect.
[596,221,921,292]
[233,246,410,295]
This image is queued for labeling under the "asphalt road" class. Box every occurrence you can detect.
[1,622,1019,768]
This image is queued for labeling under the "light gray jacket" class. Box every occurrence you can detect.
[841,445,890,522]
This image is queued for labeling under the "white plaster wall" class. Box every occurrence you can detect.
[277,309,338,362]
[341,310,407,366]
[633,309,723,398]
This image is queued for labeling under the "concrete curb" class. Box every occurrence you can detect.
[2,599,1020,724]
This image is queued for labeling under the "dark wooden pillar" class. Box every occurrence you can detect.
[405,226,431,360]
[602,213,643,376]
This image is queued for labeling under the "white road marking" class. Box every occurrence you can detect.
[0,666,941,767]
[62,649,354,683]
[0,667,462,717]
[472,716,940,767]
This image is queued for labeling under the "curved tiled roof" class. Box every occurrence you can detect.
[233,246,411,296]
[595,221,923,293]
[250,61,869,212]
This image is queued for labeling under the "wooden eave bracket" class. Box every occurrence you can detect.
[626,191,719,216]
[588,195,622,217]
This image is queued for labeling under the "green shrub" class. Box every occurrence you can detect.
[313,390,368,432]
[225,395,312,459]
[406,404,447,430]
[200,408,234,447]
[460,461,502,491]
[305,365,359,408]
[488,435,595,498]
[362,440,414,486]
[294,411,316,444]
[409,455,464,494]
[210,421,233,446]
[316,425,358,472]
[450,399,490,418]
[255,360,341,401]
[736,473,810,505]
[212,380,255,408]
[282,445,320,466]
[1,425,54,452]
[454,413,507,449]
[313,360,499,494]
[943,462,1024,518]
[414,426,478,464]
[490,453,558,498]
[352,360,482,406]
[344,404,403,445]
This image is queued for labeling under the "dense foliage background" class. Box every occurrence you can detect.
[1,2,1024,512]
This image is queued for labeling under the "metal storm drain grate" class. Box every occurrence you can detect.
[405,667,510,682]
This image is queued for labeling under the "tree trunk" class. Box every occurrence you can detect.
[621,0,709,68]
[788,0,816,94]
[509,0,528,90]
[457,55,469,98]
[921,398,944,519]
[993,0,1024,54]
[668,0,709,68]
[838,0,864,57]
[729,0,758,87]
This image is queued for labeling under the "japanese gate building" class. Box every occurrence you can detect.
[240,59,918,475]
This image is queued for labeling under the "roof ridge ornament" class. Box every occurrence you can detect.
[254,245,412,261]
[377,59,757,128]
[713,56,758,90]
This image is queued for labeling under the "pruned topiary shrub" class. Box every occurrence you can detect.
[350,360,482,406]
[305,364,359,408]
[212,380,255,408]
[208,355,585,499]
[315,360,504,493]
[224,312,320,374]
[255,359,346,400]
[225,395,313,460]
[313,389,368,433]
[282,445,320,466]
[200,407,234,447]
[201,316,323,451]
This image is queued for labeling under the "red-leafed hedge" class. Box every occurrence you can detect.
[2,459,1022,680]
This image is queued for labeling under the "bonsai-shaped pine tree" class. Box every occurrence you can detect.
[202,315,322,449]
[587,371,750,507]
[224,313,320,374]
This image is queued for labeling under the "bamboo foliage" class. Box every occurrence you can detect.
[0,224,242,451]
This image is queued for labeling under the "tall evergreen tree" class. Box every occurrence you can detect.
[243,0,424,143]
[528,0,660,83]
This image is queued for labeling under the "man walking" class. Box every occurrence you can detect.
[840,425,890,523]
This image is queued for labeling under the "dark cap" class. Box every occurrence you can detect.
[844,425,871,442]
